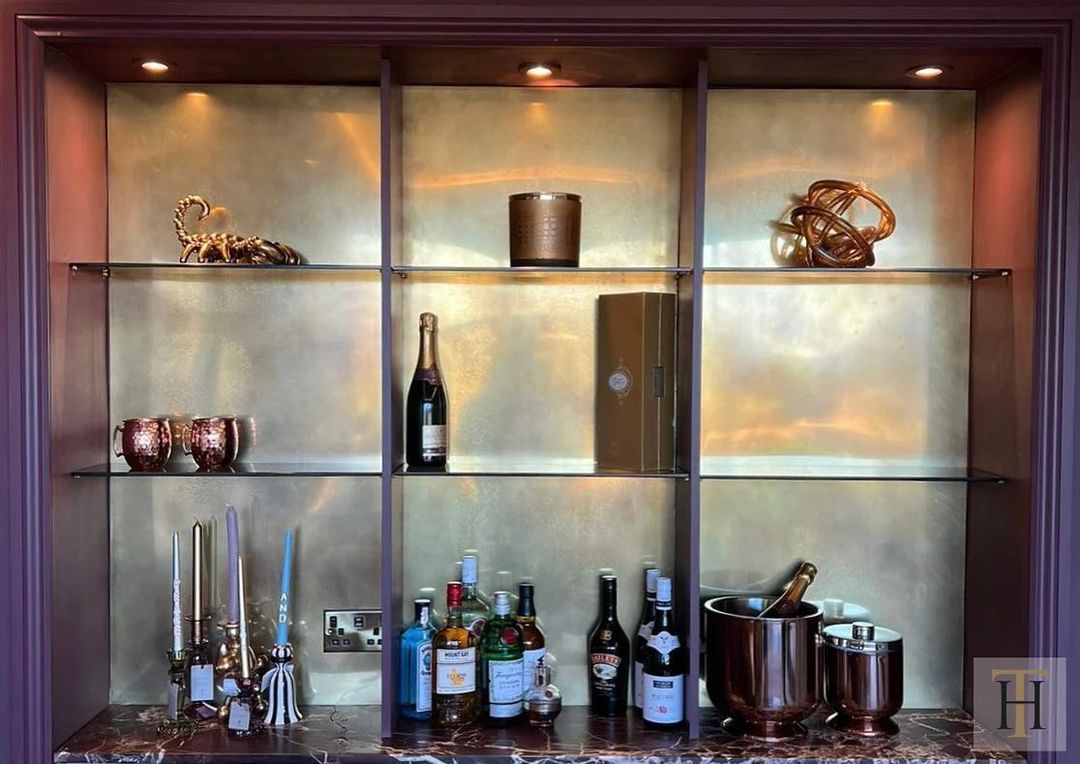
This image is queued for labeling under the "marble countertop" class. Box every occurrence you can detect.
[55,705,1022,764]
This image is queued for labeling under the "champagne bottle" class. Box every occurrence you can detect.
[632,567,660,714]
[406,312,448,471]
[642,576,687,728]
[432,582,478,726]
[480,591,525,726]
[758,561,818,618]
[587,575,629,716]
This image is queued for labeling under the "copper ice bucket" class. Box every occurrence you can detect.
[508,192,581,267]
[704,595,822,740]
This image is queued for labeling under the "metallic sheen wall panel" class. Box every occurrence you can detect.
[110,478,381,704]
[700,276,970,470]
[396,274,677,465]
[402,87,682,267]
[109,270,381,463]
[402,477,675,705]
[107,84,381,265]
[699,481,966,708]
[703,90,975,268]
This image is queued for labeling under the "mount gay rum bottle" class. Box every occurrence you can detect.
[432,582,478,726]
[587,575,629,716]
[406,312,448,471]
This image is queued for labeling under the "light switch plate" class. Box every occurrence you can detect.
[323,609,382,653]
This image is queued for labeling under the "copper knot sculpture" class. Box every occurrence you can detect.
[174,195,301,265]
[780,180,896,268]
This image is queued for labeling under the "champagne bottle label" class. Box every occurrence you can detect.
[487,658,525,717]
[523,647,546,687]
[421,424,446,455]
[436,648,476,694]
[646,631,681,656]
[634,660,644,708]
[643,674,684,724]
[189,664,214,701]
[637,620,654,639]
[416,641,432,712]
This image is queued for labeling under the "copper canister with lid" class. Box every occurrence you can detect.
[508,192,581,267]
[823,621,903,736]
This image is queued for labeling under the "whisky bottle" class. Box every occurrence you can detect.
[642,576,686,728]
[406,312,448,471]
[758,561,818,618]
[460,554,490,639]
[432,582,478,726]
[399,598,435,720]
[515,582,546,693]
[587,575,629,716]
[480,591,525,726]
[632,567,660,714]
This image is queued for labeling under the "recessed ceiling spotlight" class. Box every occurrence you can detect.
[519,62,561,80]
[906,64,949,80]
[140,60,171,74]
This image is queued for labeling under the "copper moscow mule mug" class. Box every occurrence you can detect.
[113,417,173,471]
[182,416,240,471]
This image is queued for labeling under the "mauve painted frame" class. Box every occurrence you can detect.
[2,2,1079,762]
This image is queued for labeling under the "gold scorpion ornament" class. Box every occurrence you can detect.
[174,195,301,265]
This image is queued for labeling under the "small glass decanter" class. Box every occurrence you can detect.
[523,656,562,727]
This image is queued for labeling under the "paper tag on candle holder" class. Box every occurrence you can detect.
[189,664,214,701]
[166,680,180,719]
[223,677,239,697]
[228,699,252,732]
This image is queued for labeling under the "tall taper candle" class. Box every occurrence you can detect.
[275,528,295,646]
[171,532,183,652]
[192,520,203,635]
[226,505,239,623]
[237,556,251,680]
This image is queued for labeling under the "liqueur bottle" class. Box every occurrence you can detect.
[460,554,490,638]
[399,598,435,720]
[758,561,818,618]
[587,575,629,716]
[406,312,448,471]
[515,583,546,693]
[632,567,660,714]
[641,576,687,728]
[480,591,525,726]
[432,582,479,726]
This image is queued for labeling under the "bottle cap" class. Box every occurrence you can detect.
[492,590,511,615]
[656,576,672,604]
[461,555,478,585]
[446,581,463,609]
[645,568,660,594]
[414,598,432,623]
[420,312,438,330]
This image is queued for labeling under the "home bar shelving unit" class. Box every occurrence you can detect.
[2,4,1078,764]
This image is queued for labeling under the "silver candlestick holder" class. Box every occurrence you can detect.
[157,649,196,734]
[262,643,303,726]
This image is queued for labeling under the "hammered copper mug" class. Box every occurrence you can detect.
[113,417,173,471]
[182,416,240,471]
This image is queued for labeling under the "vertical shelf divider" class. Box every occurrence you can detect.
[675,59,708,739]
[380,57,404,739]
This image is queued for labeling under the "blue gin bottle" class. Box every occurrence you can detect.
[399,598,435,719]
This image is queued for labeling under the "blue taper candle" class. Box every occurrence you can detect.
[275,528,295,646]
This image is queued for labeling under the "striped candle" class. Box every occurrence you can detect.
[275,528,295,646]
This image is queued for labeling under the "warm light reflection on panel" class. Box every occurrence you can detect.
[403,477,675,705]
[402,87,682,267]
[396,273,677,463]
[703,90,975,268]
[107,84,381,264]
[699,480,965,708]
[700,275,970,468]
[110,271,382,462]
[110,478,382,704]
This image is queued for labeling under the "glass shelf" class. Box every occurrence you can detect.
[703,266,1011,279]
[393,264,691,276]
[394,456,688,478]
[700,457,1006,483]
[71,459,382,477]
[68,261,381,274]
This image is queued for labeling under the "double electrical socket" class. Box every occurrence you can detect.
[323,609,382,653]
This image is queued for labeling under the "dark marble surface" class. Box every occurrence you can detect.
[55,705,1022,763]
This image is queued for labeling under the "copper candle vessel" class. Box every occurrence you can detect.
[823,621,903,736]
[182,416,240,471]
[112,417,172,471]
[508,192,581,267]
[704,595,822,741]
